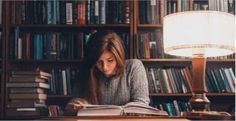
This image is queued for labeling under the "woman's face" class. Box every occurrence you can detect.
[95,50,117,78]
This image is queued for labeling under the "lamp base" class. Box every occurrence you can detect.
[189,93,210,111]
[186,93,233,120]
[183,111,232,120]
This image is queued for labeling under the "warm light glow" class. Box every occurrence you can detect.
[163,11,235,57]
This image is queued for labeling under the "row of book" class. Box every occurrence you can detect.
[10,29,130,60]
[146,66,235,94]
[139,0,161,24]
[139,0,211,24]
[152,99,235,117]
[152,100,191,117]
[10,28,84,60]
[6,70,51,117]
[10,0,130,25]
[146,67,192,94]
[136,29,235,59]
[138,0,235,24]
[137,30,164,59]
[7,66,234,100]
[49,68,79,95]
[8,0,236,26]
[164,0,207,14]
[209,0,235,14]
[206,67,235,93]
[163,0,235,15]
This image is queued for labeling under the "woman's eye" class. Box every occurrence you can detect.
[108,59,113,62]
[96,61,102,66]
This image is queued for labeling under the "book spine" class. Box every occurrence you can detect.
[66,2,73,24]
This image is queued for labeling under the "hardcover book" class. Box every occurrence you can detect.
[9,76,48,83]
[9,93,47,100]
[11,99,46,104]
[6,82,50,89]
[11,70,51,77]
[6,107,48,117]
[7,101,46,108]
[77,102,168,116]
[9,87,45,94]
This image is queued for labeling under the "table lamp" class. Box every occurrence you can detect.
[163,11,235,119]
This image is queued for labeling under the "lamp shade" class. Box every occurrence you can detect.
[163,11,235,57]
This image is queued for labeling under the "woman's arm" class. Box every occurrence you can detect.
[128,59,150,105]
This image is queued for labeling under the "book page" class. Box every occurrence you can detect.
[77,104,123,116]
[123,102,168,116]
[77,103,168,116]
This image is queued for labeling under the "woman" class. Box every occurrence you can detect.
[65,30,149,115]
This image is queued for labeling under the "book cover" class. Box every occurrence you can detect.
[6,107,48,117]
[9,87,45,94]
[7,101,46,108]
[9,76,48,83]
[11,70,51,77]
[9,93,47,100]
[11,99,45,104]
[6,82,50,89]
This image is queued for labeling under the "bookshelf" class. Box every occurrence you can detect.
[134,0,235,117]
[0,1,5,118]
[0,0,234,119]
[0,18,2,120]
[3,0,134,119]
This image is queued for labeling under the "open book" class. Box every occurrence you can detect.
[77,102,168,116]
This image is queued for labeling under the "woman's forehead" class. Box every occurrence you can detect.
[98,50,114,60]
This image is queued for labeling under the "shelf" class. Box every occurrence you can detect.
[140,58,192,62]
[141,59,235,66]
[48,95,73,98]
[206,93,235,96]
[10,24,131,30]
[207,60,235,68]
[137,24,162,28]
[141,58,235,62]
[9,59,83,64]
[149,93,192,97]
[149,93,235,97]
[207,59,235,62]
[141,59,192,67]
[193,0,208,1]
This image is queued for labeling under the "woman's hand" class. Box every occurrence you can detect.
[64,98,89,116]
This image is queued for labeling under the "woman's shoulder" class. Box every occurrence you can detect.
[126,59,142,65]
[125,59,144,70]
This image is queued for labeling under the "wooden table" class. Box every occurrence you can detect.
[39,116,190,121]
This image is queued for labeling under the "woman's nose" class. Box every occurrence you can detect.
[102,63,109,71]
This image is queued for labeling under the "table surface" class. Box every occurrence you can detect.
[38,116,190,121]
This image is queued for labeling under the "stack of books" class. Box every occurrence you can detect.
[6,70,51,118]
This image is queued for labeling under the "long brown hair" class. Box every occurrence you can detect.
[82,30,126,104]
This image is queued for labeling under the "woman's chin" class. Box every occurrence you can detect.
[104,74,111,78]
[103,73,114,78]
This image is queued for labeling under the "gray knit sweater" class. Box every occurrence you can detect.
[98,59,150,105]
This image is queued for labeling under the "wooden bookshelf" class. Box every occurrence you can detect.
[0,0,234,119]
[134,0,235,117]
[0,22,2,119]
[3,0,134,119]
[0,24,1,117]
[0,1,6,118]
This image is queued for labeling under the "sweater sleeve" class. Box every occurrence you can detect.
[128,59,150,105]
